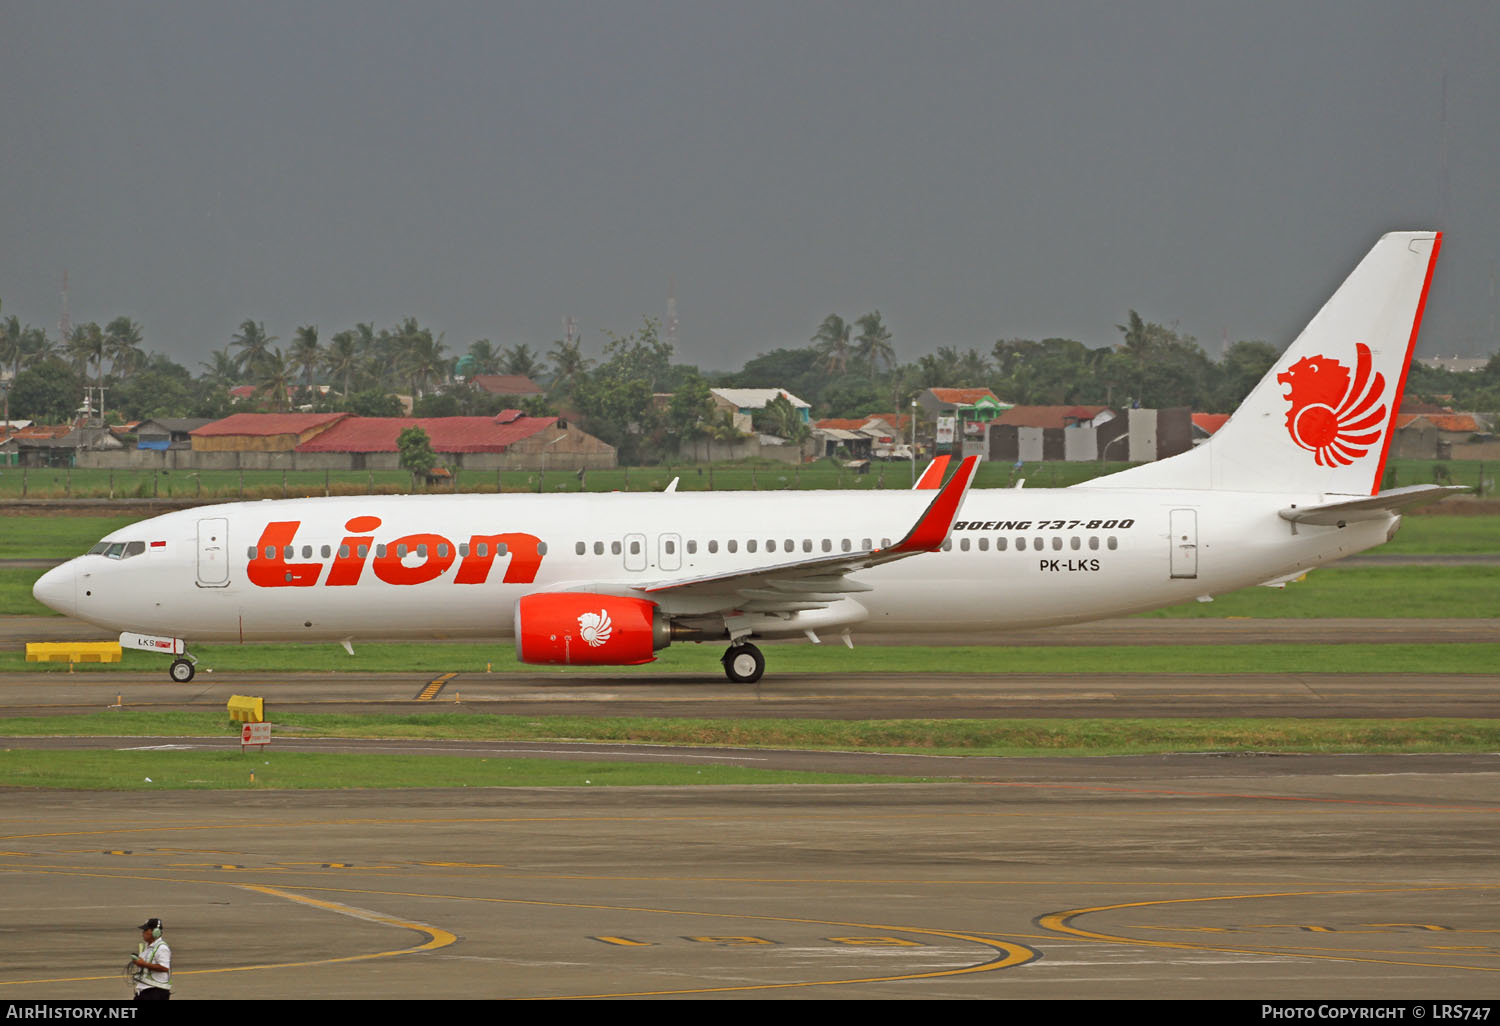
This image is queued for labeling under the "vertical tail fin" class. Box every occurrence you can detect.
[1091,230,1441,494]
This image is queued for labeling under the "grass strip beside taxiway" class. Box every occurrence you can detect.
[0,748,924,790]
[4,710,1500,758]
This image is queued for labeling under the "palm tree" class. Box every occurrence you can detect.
[546,337,591,398]
[501,342,540,379]
[0,316,23,381]
[67,322,107,387]
[290,325,321,392]
[104,316,145,379]
[251,348,293,412]
[24,326,56,367]
[464,339,502,376]
[323,330,360,398]
[198,348,240,391]
[231,320,278,377]
[854,311,896,376]
[812,314,853,374]
[394,318,448,397]
[1116,310,1154,405]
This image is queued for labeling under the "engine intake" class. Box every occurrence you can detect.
[514,593,669,666]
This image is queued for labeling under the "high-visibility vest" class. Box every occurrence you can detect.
[135,938,171,991]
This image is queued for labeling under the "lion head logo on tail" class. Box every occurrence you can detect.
[1276,342,1388,467]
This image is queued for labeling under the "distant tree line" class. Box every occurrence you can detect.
[3,296,1497,463]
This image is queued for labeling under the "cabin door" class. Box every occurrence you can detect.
[197,517,230,587]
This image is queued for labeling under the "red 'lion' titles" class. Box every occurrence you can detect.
[1276,342,1387,467]
[247,517,543,588]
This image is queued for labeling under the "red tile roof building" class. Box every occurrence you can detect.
[190,413,350,451]
[1191,413,1230,436]
[296,413,556,453]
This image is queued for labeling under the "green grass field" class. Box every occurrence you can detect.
[4,710,1499,761]
[0,749,923,789]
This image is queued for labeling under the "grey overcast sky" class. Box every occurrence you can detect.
[3,0,1498,373]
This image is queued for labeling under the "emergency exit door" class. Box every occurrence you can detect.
[1169,508,1198,579]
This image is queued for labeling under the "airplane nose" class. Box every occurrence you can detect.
[32,561,77,617]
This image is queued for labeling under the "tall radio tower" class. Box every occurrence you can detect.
[665,278,678,350]
[563,315,578,348]
[58,269,72,348]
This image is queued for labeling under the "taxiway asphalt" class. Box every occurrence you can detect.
[3,765,1498,1000]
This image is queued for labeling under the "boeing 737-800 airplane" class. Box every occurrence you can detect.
[33,231,1458,684]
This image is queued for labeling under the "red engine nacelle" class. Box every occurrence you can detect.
[514,593,670,666]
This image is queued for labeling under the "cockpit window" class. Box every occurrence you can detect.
[93,540,147,559]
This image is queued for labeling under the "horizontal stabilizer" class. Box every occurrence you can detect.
[1278,485,1468,526]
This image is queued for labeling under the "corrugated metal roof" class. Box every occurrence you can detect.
[994,405,1112,429]
[928,387,1000,406]
[137,418,214,435]
[192,413,349,437]
[295,415,559,453]
[711,388,811,409]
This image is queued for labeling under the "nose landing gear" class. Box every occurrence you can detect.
[119,632,196,684]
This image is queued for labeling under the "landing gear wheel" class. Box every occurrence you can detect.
[722,642,765,684]
[169,658,195,683]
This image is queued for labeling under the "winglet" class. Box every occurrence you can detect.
[887,455,979,553]
[912,455,950,490]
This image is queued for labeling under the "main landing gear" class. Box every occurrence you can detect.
[721,642,765,684]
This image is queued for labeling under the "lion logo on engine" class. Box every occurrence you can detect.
[1276,342,1388,467]
[578,609,613,647]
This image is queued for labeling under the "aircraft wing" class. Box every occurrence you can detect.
[1278,484,1468,526]
[634,455,979,615]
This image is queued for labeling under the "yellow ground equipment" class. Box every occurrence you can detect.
[25,642,122,664]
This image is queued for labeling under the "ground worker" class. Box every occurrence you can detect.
[130,918,171,1000]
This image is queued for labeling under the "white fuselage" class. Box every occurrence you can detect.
[37,486,1394,644]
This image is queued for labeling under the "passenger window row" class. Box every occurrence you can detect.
[942,535,1119,552]
[574,537,886,556]
[244,541,546,560]
[565,535,1119,557]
